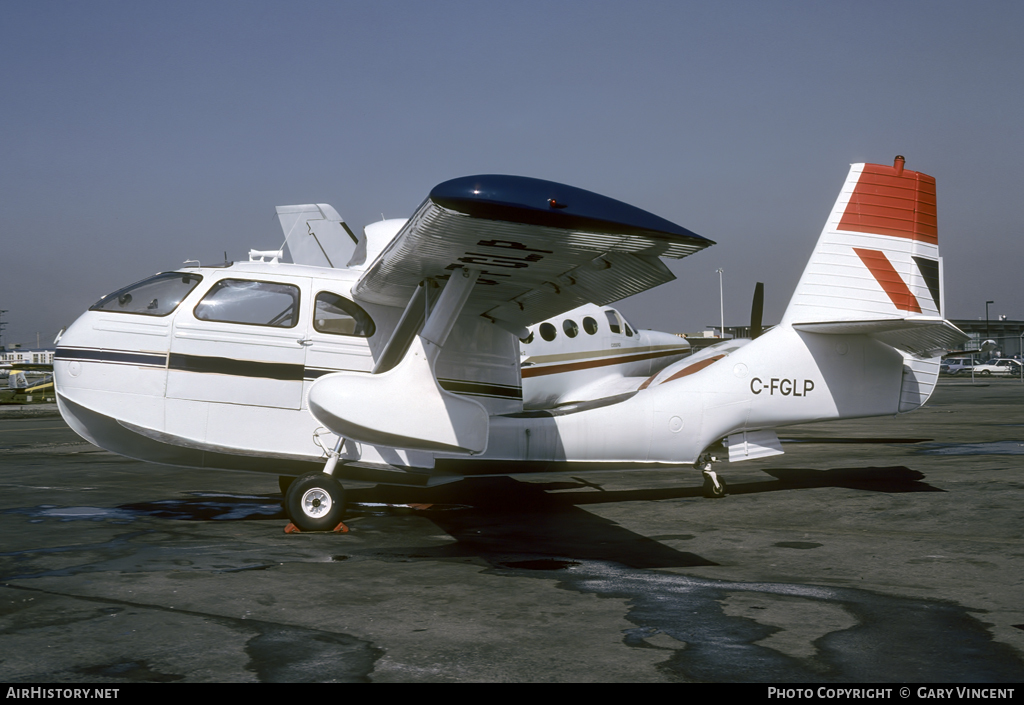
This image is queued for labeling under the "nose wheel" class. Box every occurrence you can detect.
[284,471,346,531]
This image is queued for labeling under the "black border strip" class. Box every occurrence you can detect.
[56,347,524,396]
[439,378,522,400]
[55,347,167,367]
[168,353,305,381]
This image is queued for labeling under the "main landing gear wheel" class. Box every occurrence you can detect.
[285,471,346,531]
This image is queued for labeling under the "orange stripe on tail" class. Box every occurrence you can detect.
[853,248,922,313]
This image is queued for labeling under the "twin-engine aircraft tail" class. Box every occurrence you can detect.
[781,156,966,359]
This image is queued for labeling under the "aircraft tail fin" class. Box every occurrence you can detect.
[782,157,946,327]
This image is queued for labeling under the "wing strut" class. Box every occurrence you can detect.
[307,267,490,455]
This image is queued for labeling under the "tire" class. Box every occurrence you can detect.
[981,370,991,377]
[285,472,345,531]
[702,475,727,499]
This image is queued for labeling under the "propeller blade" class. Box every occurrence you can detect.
[750,282,764,339]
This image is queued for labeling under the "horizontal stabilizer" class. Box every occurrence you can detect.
[793,318,968,357]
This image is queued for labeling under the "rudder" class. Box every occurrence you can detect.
[782,156,943,325]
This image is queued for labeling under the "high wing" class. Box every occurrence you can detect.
[351,175,713,330]
[309,175,712,456]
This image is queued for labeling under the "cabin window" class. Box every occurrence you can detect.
[90,272,204,317]
[604,310,621,334]
[314,292,375,337]
[194,279,300,328]
[583,316,599,335]
[539,322,557,341]
[520,331,534,344]
[563,319,579,338]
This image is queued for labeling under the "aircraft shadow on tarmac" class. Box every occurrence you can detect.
[343,467,942,570]
[118,465,941,571]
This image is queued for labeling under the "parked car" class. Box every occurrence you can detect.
[972,359,1023,376]
[940,358,974,375]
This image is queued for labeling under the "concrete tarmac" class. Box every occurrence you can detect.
[1,380,1022,683]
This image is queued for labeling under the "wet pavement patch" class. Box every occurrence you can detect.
[4,505,138,523]
[4,494,287,523]
[73,660,183,683]
[499,559,580,571]
[538,563,1024,682]
[918,441,1024,455]
[119,493,285,521]
[0,582,383,684]
[244,624,382,683]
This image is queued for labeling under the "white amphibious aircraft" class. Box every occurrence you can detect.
[54,157,968,530]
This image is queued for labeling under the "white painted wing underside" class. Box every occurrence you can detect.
[351,201,711,330]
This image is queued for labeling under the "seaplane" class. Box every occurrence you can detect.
[53,157,968,531]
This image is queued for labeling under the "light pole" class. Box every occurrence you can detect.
[985,300,994,362]
[716,268,725,339]
[1019,331,1023,383]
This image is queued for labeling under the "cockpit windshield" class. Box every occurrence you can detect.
[90,273,204,317]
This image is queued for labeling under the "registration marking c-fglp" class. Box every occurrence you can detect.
[750,377,814,396]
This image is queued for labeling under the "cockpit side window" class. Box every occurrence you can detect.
[314,292,375,337]
[604,310,621,334]
[194,279,300,328]
[90,272,204,317]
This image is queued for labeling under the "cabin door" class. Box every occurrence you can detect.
[300,287,378,409]
[167,275,312,410]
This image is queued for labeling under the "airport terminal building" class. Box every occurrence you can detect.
[950,319,1024,359]
[0,346,55,365]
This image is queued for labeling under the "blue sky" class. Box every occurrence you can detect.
[2,1,1022,346]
